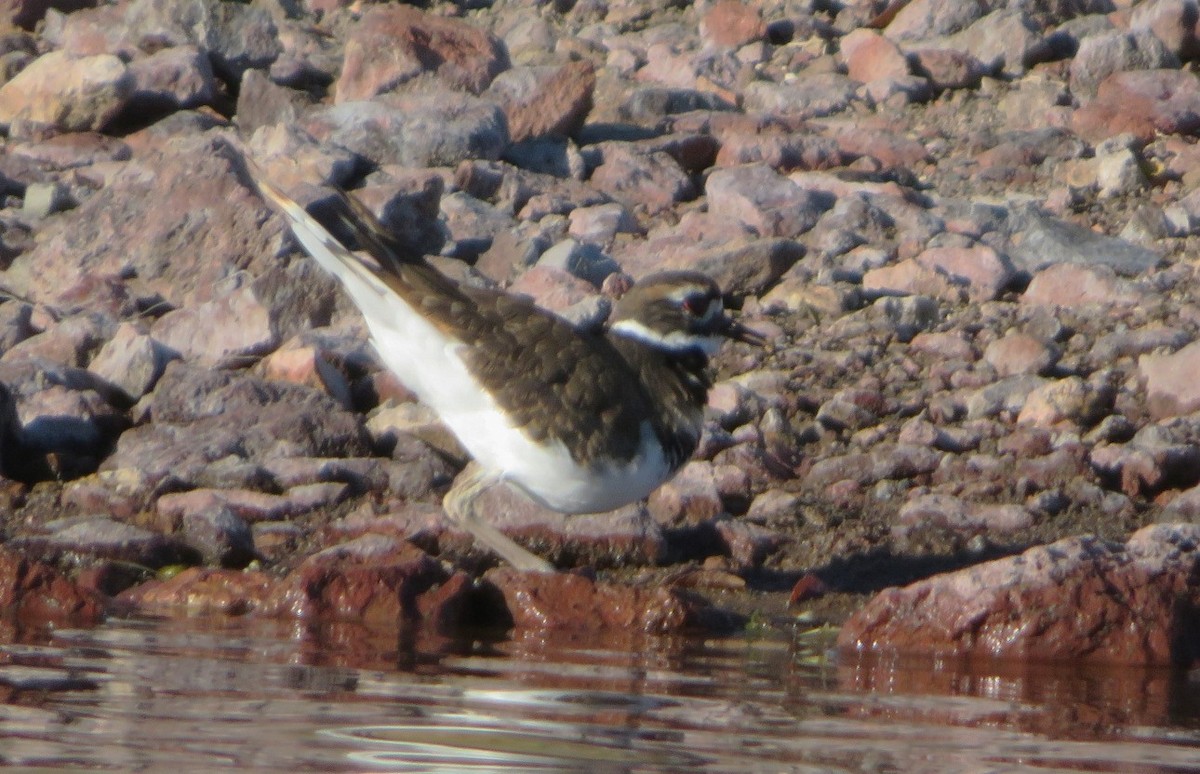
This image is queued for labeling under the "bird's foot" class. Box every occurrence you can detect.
[443,465,556,573]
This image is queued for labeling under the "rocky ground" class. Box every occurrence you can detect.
[0,0,1199,665]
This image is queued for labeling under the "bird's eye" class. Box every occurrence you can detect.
[682,294,710,317]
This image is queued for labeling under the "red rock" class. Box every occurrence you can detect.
[1072,69,1200,142]
[120,567,280,616]
[839,525,1200,665]
[414,571,476,632]
[267,546,446,624]
[0,547,104,624]
[1139,341,1200,420]
[841,28,910,84]
[485,567,714,634]
[788,572,829,604]
[1021,263,1147,308]
[700,0,766,48]
[335,5,507,102]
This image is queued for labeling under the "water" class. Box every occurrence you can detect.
[1,615,1199,772]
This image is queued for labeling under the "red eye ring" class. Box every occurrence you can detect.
[683,294,710,316]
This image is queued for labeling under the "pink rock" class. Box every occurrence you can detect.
[909,48,986,90]
[700,0,766,48]
[0,50,132,132]
[635,43,696,89]
[647,461,724,526]
[705,162,830,238]
[914,245,1015,301]
[1072,69,1200,143]
[88,322,175,402]
[1021,263,1147,308]
[568,203,638,244]
[589,143,693,215]
[487,60,595,143]
[713,519,785,568]
[507,265,598,314]
[862,258,961,301]
[839,525,1200,665]
[6,135,280,311]
[715,129,848,170]
[884,0,988,40]
[335,5,506,102]
[1139,340,1200,419]
[615,228,802,296]
[151,285,277,368]
[261,342,352,408]
[1070,31,1178,100]
[841,28,911,84]
[895,493,1034,534]
[1017,376,1110,428]
[3,313,105,367]
[127,45,216,111]
[157,488,295,529]
[983,332,1054,377]
[909,330,975,361]
[834,126,931,169]
[1131,0,1200,60]
[456,477,667,568]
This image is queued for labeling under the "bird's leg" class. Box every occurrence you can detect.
[442,464,555,573]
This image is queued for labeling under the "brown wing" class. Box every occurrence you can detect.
[329,188,654,466]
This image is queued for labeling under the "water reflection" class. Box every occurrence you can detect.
[0,615,1197,772]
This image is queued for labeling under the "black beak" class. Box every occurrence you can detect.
[721,315,768,347]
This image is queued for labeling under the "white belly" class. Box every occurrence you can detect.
[364,310,671,514]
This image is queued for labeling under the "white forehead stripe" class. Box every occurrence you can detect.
[611,318,723,355]
[664,287,724,322]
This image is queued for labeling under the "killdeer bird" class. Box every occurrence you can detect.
[249,165,762,572]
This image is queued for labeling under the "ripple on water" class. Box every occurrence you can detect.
[0,616,1198,772]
